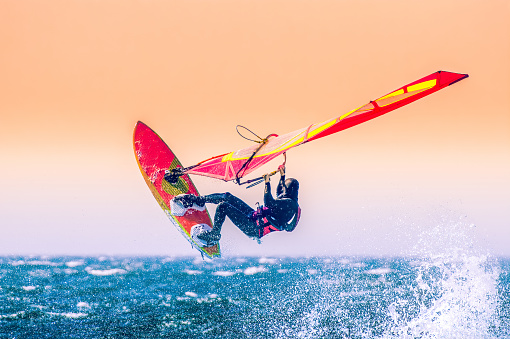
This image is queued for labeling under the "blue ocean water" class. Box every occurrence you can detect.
[1,220,509,338]
[0,254,508,338]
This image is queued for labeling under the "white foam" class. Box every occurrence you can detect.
[63,312,88,319]
[0,311,25,319]
[338,291,369,298]
[243,266,267,275]
[258,257,277,264]
[85,267,127,276]
[349,262,367,268]
[183,269,203,275]
[384,219,500,339]
[212,271,236,277]
[22,286,37,291]
[185,291,198,298]
[77,302,91,309]
[365,268,394,275]
[48,312,87,319]
[65,260,85,268]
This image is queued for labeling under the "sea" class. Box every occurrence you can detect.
[1,223,509,338]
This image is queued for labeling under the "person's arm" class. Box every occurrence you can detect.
[263,174,276,208]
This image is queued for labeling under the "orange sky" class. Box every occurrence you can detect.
[1,0,509,256]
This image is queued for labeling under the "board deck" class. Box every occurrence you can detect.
[133,121,220,259]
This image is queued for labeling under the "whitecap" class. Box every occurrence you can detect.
[307,269,318,275]
[349,262,367,268]
[243,266,267,275]
[185,291,198,298]
[48,312,87,319]
[161,257,174,263]
[64,312,88,319]
[183,269,202,275]
[192,256,213,265]
[365,268,393,275]
[85,268,127,276]
[0,311,25,319]
[77,302,91,309]
[65,260,85,268]
[212,271,236,277]
[22,286,37,291]
[258,257,277,264]
[338,291,370,298]
[277,269,289,274]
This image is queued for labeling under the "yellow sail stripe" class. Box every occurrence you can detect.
[407,79,436,93]
[378,89,405,101]
[270,135,305,154]
[339,106,363,120]
[222,152,235,162]
[307,118,337,139]
[375,79,437,107]
[221,133,306,162]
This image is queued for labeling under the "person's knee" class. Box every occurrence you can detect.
[221,192,234,204]
[216,202,228,213]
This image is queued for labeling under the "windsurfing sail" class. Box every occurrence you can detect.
[186,71,468,182]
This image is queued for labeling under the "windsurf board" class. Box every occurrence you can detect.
[133,121,220,259]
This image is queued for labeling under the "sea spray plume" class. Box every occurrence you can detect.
[383,218,500,339]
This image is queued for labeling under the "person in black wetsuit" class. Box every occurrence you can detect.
[174,169,300,246]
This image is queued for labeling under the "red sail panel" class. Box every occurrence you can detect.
[187,71,468,182]
[306,71,468,142]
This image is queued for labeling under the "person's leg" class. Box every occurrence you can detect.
[198,193,259,241]
[211,202,259,237]
[205,193,254,214]
[176,192,253,213]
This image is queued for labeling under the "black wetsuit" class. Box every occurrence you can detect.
[204,178,300,239]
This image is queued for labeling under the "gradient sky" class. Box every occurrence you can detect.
[1,0,509,257]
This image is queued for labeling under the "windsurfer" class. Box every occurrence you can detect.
[174,168,300,246]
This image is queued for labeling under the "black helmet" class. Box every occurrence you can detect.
[277,178,299,201]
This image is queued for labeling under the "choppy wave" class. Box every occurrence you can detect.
[0,220,508,338]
